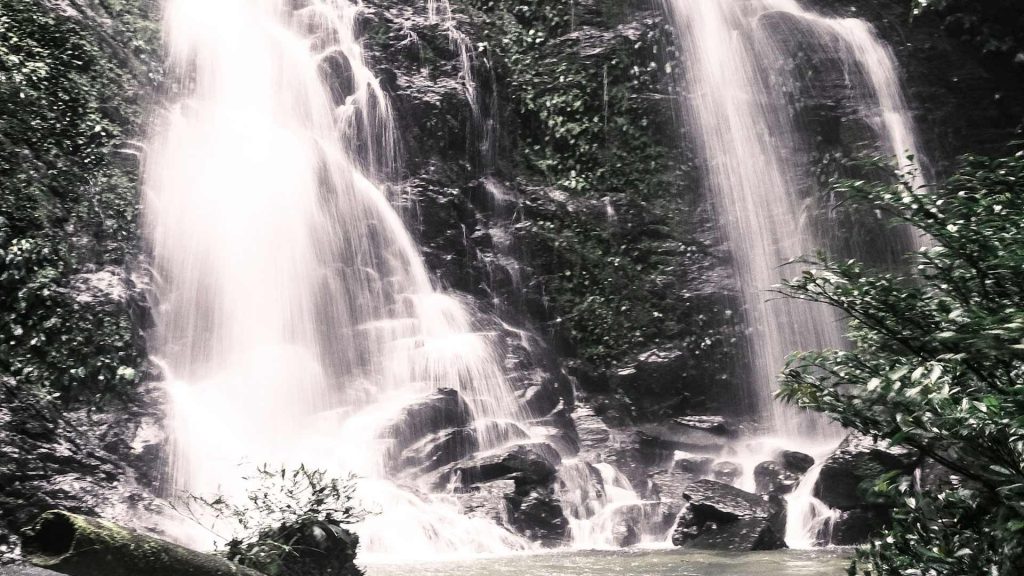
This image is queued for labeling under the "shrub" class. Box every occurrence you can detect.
[182,465,368,576]
[779,147,1024,575]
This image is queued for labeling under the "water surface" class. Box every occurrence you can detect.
[365,548,850,576]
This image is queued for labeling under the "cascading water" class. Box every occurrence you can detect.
[145,0,534,557]
[660,0,929,544]
[662,0,928,438]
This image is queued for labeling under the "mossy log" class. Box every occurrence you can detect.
[21,510,265,576]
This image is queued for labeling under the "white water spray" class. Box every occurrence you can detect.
[146,0,532,556]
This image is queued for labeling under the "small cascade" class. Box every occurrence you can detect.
[557,461,654,549]
[660,0,929,437]
[785,462,839,548]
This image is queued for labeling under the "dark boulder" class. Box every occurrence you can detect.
[814,434,919,510]
[270,521,362,576]
[780,451,815,475]
[455,479,516,524]
[610,503,648,548]
[443,443,560,489]
[671,416,738,438]
[915,457,984,493]
[649,469,692,533]
[477,420,531,446]
[382,389,472,457]
[671,479,787,551]
[711,461,742,485]
[517,384,561,418]
[396,427,478,474]
[829,508,891,546]
[753,461,800,495]
[506,487,569,547]
[672,455,715,475]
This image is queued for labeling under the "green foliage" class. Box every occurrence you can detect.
[457,1,727,367]
[912,0,1024,69]
[466,0,681,195]
[517,193,725,367]
[183,465,368,576]
[779,148,1024,575]
[0,0,159,400]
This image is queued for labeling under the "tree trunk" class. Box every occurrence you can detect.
[21,511,265,576]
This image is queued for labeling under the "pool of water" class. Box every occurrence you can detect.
[364,548,851,576]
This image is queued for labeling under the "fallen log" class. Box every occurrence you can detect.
[21,510,265,576]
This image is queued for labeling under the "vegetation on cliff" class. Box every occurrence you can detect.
[0,0,159,402]
[780,146,1024,574]
[459,0,736,381]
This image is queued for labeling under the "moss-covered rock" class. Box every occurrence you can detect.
[22,511,264,576]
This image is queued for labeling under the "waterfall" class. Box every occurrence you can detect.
[661,0,928,545]
[660,0,928,437]
[784,461,839,548]
[145,0,532,556]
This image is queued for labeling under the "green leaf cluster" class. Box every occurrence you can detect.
[912,0,1024,67]
[779,148,1024,575]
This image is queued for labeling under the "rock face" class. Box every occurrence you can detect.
[383,389,472,458]
[445,443,561,489]
[506,487,569,547]
[0,380,165,554]
[829,508,892,546]
[396,426,479,474]
[809,433,920,545]
[671,479,787,551]
[814,434,919,511]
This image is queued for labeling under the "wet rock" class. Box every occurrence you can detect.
[444,443,561,489]
[271,521,361,576]
[915,457,984,493]
[0,564,63,576]
[753,461,799,495]
[383,388,472,456]
[609,348,708,415]
[830,508,891,546]
[610,503,648,548]
[711,461,742,485]
[671,479,787,551]
[0,379,164,548]
[397,427,479,474]
[814,433,919,510]
[506,487,568,547]
[780,450,815,474]
[456,479,516,524]
[671,416,737,438]
[649,469,691,533]
[517,384,560,418]
[672,455,715,475]
[571,406,612,452]
[477,420,531,446]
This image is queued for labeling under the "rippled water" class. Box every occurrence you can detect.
[364,548,851,576]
